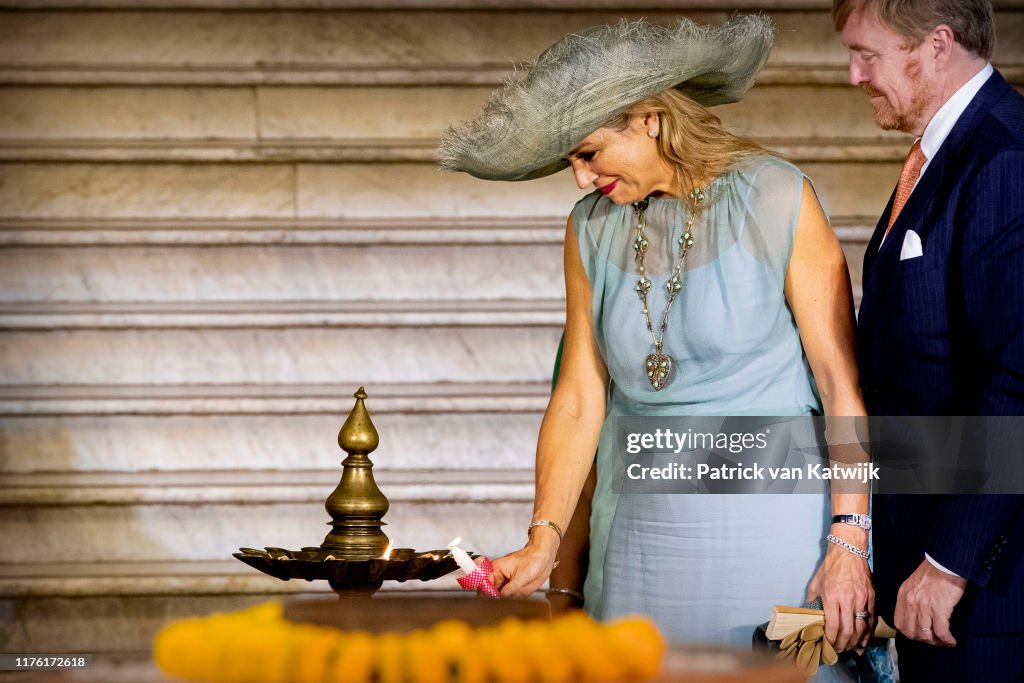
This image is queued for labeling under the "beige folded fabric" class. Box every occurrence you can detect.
[769,607,896,677]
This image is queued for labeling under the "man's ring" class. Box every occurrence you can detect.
[854,611,870,620]
[920,627,933,632]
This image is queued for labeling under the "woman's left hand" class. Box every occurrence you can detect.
[807,530,874,652]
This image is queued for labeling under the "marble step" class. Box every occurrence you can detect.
[0,137,919,163]
[0,162,587,220]
[0,499,530,563]
[0,227,867,310]
[0,560,463,598]
[0,216,567,246]
[0,240,865,304]
[0,325,565,385]
[0,161,902,221]
[0,85,918,163]
[0,84,937,145]
[0,243,565,304]
[0,409,545,474]
[0,216,876,245]
[0,300,567,328]
[0,382,552,416]
[1,9,1020,86]
[0,470,534,564]
[0,468,534,506]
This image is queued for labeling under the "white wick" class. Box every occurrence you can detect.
[447,537,478,575]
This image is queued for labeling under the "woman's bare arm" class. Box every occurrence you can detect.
[490,216,609,596]
[785,178,873,651]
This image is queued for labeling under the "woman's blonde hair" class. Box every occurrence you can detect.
[607,88,767,203]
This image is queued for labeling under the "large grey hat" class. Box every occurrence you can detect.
[437,15,774,181]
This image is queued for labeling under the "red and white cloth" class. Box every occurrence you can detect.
[456,556,500,598]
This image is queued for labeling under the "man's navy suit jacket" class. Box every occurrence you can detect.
[857,69,1024,637]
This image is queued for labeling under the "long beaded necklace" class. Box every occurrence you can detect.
[633,187,705,391]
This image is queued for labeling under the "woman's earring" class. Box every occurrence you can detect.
[648,129,658,138]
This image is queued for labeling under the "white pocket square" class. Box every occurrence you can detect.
[900,229,923,260]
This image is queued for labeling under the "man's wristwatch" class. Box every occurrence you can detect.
[832,514,871,530]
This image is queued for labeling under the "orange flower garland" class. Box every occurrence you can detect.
[153,602,665,683]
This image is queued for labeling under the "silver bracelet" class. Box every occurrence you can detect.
[528,519,564,543]
[545,587,584,603]
[826,534,870,560]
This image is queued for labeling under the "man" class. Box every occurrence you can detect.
[833,0,1024,679]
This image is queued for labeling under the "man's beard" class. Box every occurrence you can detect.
[863,56,934,133]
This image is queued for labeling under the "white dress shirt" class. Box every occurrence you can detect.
[879,63,993,249]
[915,63,994,190]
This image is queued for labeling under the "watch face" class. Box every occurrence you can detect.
[834,514,871,529]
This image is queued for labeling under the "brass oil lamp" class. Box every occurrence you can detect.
[234,387,461,597]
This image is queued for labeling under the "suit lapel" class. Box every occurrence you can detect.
[859,70,1011,333]
[863,191,895,279]
[858,193,894,331]
[888,70,1010,246]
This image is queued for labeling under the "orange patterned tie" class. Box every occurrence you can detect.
[886,139,927,234]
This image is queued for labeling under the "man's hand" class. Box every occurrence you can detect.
[894,559,967,647]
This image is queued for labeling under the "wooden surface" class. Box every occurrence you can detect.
[284,593,552,631]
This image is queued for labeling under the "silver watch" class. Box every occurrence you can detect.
[832,514,871,530]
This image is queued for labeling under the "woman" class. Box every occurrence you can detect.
[439,15,875,671]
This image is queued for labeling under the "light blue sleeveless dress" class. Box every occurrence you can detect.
[573,156,843,665]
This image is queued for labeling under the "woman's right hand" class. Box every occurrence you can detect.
[490,532,560,597]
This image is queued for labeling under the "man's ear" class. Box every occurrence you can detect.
[929,24,956,68]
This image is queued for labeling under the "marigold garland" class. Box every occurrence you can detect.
[153,601,665,683]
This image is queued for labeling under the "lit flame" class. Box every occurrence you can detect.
[381,541,393,560]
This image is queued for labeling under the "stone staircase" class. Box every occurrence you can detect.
[1,0,1020,654]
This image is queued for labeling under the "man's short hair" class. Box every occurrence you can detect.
[832,0,995,60]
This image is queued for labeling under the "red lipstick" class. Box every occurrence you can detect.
[599,180,617,195]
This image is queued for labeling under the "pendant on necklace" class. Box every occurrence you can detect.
[645,353,673,391]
